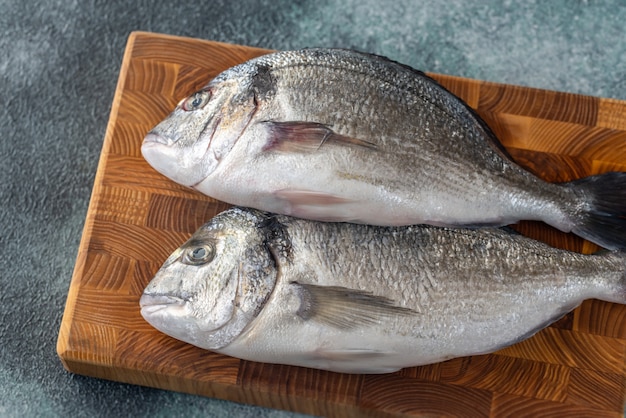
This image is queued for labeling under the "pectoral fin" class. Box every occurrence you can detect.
[292,282,418,329]
[262,121,378,152]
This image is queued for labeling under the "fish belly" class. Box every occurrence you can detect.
[197,149,559,227]
[217,274,582,374]
[218,301,577,374]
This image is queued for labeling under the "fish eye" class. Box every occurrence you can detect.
[182,243,215,266]
[182,90,211,112]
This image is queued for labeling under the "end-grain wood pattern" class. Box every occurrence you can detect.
[57,32,626,417]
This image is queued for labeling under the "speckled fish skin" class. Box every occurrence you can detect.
[139,207,626,374]
[142,48,626,250]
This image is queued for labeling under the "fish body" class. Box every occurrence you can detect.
[142,48,626,249]
[140,207,626,374]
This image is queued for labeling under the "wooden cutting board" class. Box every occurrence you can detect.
[57,31,626,417]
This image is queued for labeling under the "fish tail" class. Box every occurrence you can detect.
[619,252,626,304]
[595,250,626,304]
[567,172,626,250]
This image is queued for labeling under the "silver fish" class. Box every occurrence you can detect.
[140,207,626,374]
[142,48,626,250]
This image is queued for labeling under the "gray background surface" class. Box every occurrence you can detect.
[1,0,625,416]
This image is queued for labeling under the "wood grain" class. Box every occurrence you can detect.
[57,32,626,416]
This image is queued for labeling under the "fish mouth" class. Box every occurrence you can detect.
[140,293,185,316]
[143,132,171,146]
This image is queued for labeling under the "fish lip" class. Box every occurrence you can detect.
[139,293,185,315]
[143,132,170,146]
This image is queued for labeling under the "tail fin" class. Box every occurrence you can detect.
[568,172,626,250]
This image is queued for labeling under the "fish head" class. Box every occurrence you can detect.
[141,70,260,188]
[140,208,278,350]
